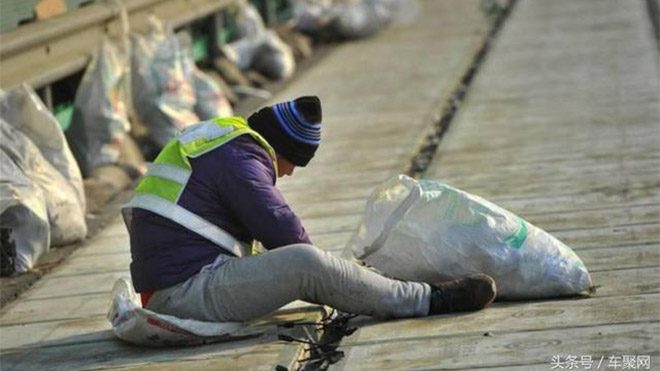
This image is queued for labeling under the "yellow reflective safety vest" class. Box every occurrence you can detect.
[122,116,277,257]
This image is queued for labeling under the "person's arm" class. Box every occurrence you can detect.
[219,149,312,249]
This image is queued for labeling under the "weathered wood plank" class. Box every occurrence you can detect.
[16,271,128,300]
[435,124,659,158]
[0,317,110,350]
[578,243,660,271]
[277,168,392,192]
[93,217,130,238]
[0,332,285,371]
[319,128,420,150]
[74,235,130,257]
[46,253,131,278]
[338,0,660,368]
[434,138,660,171]
[0,308,325,371]
[488,187,660,216]
[294,199,367,219]
[550,222,659,249]
[299,146,410,169]
[284,181,381,205]
[440,98,658,137]
[522,204,659,233]
[336,322,659,370]
[432,158,660,192]
[310,231,355,251]
[590,267,660,297]
[294,154,404,175]
[301,213,362,236]
[0,292,112,326]
[341,293,660,348]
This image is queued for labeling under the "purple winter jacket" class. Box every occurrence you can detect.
[129,135,311,292]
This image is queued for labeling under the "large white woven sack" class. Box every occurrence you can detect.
[0,119,87,247]
[221,1,295,81]
[0,86,87,246]
[175,31,234,120]
[69,39,131,176]
[0,147,50,272]
[131,17,199,147]
[291,0,419,39]
[353,175,593,300]
[0,84,86,213]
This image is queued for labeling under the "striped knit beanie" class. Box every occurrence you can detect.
[247,96,322,167]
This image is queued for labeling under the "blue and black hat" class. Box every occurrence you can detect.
[247,96,322,167]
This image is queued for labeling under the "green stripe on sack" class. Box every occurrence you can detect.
[505,217,528,250]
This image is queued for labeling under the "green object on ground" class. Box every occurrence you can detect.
[221,10,238,43]
[250,0,293,25]
[192,35,209,62]
[54,104,73,131]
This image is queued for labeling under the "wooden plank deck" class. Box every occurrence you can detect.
[335,0,660,369]
[0,0,491,369]
[3,0,655,369]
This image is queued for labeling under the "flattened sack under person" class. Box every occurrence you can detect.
[353,175,594,300]
[107,278,260,347]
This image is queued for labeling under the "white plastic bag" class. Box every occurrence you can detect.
[0,148,50,273]
[291,0,335,35]
[0,118,87,246]
[252,31,296,81]
[107,278,257,347]
[176,31,234,119]
[292,0,418,39]
[0,86,87,246]
[332,0,389,39]
[68,39,131,176]
[191,68,234,119]
[0,84,86,212]
[222,1,295,81]
[354,175,593,300]
[220,1,266,70]
[131,17,199,147]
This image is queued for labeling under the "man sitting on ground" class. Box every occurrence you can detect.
[123,96,496,322]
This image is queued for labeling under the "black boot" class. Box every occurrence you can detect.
[428,273,497,315]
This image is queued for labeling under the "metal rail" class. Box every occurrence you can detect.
[0,0,235,90]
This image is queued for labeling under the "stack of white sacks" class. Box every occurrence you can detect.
[292,0,419,40]
[0,85,87,272]
[221,0,296,81]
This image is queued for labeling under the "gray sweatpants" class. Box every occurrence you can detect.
[146,244,431,321]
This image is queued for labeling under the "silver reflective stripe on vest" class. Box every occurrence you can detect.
[127,194,249,257]
[178,121,234,144]
[145,163,191,184]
